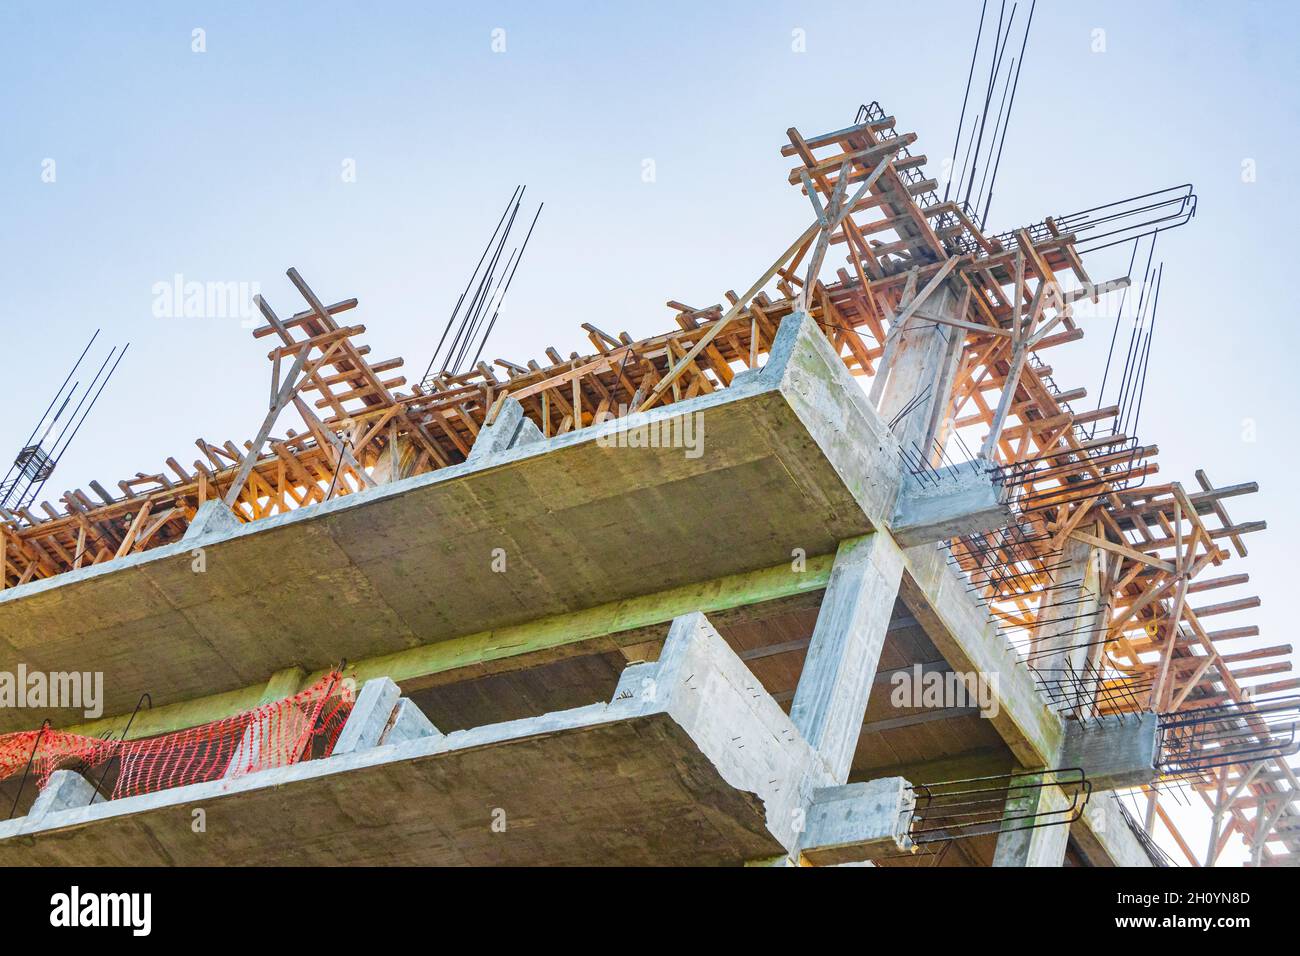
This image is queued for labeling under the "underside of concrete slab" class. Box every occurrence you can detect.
[0,316,898,732]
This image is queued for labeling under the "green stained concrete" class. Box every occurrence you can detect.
[60,555,833,739]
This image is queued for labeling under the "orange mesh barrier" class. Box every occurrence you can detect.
[0,671,354,801]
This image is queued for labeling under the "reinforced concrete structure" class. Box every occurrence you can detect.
[0,103,1292,867]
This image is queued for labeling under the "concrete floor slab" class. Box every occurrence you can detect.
[0,320,894,730]
[0,711,784,866]
[0,611,825,866]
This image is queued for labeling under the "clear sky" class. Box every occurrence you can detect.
[2,1,1297,864]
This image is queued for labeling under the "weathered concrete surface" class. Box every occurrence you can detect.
[331,677,401,756]
[896,539,1144,864]
[891,466,1011,547]
[0,612,830,866]
[799,777,915,865]
[0,315,891,732]
[762,312,905,528]
[790,533,904,783]
[58,557,833,743]
[992,773,1073,867]
[180,499,243,542]
[1060,713,1159,791]
[1071,791,1156,867]
[29,770,102,817]
[899,542,1065,769]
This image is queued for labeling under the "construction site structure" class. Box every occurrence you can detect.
[0,103,1291,867]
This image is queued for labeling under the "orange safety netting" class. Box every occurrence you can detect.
[0,671,354,800]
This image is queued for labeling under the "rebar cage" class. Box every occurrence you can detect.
[907,768,1092,845]
[1157,696,1300,779]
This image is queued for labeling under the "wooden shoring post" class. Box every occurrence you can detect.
[1150,497,1188,711]
[1250,795,1290,865]
[637,221,821,413]
[114,501,154,559]
[291,396,377,491]
[979,337,1029,460]
[1144,787,1159,834]
[1206,769,1229,867]
[222,335,316,509]
[796,158,851,314]
[1155,799,1202,867]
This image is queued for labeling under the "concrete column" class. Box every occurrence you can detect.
[992,772,1072,867]
[790,533,905,783]
[467,397,543,463]
[374,435,419,483]
[332,677,401,755]
[877,283,965,457]
[1030,537,1102,715]
[28,769,103,818]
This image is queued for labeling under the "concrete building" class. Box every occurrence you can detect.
[0,105,1291,867]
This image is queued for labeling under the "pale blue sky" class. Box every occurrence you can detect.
[2,1,1297,863]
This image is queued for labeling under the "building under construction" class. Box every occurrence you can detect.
[0,92,1293,867]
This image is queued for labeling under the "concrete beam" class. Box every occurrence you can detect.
[28,769,102,819]
[57,555,833,741]
[760,312,906,525]
[332,677,401,756]
[180,499,242,543]
[798,777,915,865]
[1071,792,1156,867]
[790,533,904,782]
[891,466,1012,547]
[1060,713,1158,790]
[900,542,1065,768]
[381,698,440,745]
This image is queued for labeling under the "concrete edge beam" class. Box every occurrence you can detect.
[380,698,441,745]
[1060,712,1159,791]
[799,777,916,865]
[892,466,1013,547]
[1071,791,1156,867]
[28,769,104,820]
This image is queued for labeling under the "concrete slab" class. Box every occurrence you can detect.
[0,711,786,866]
[0,315,896,731]
[0,611,830,867]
